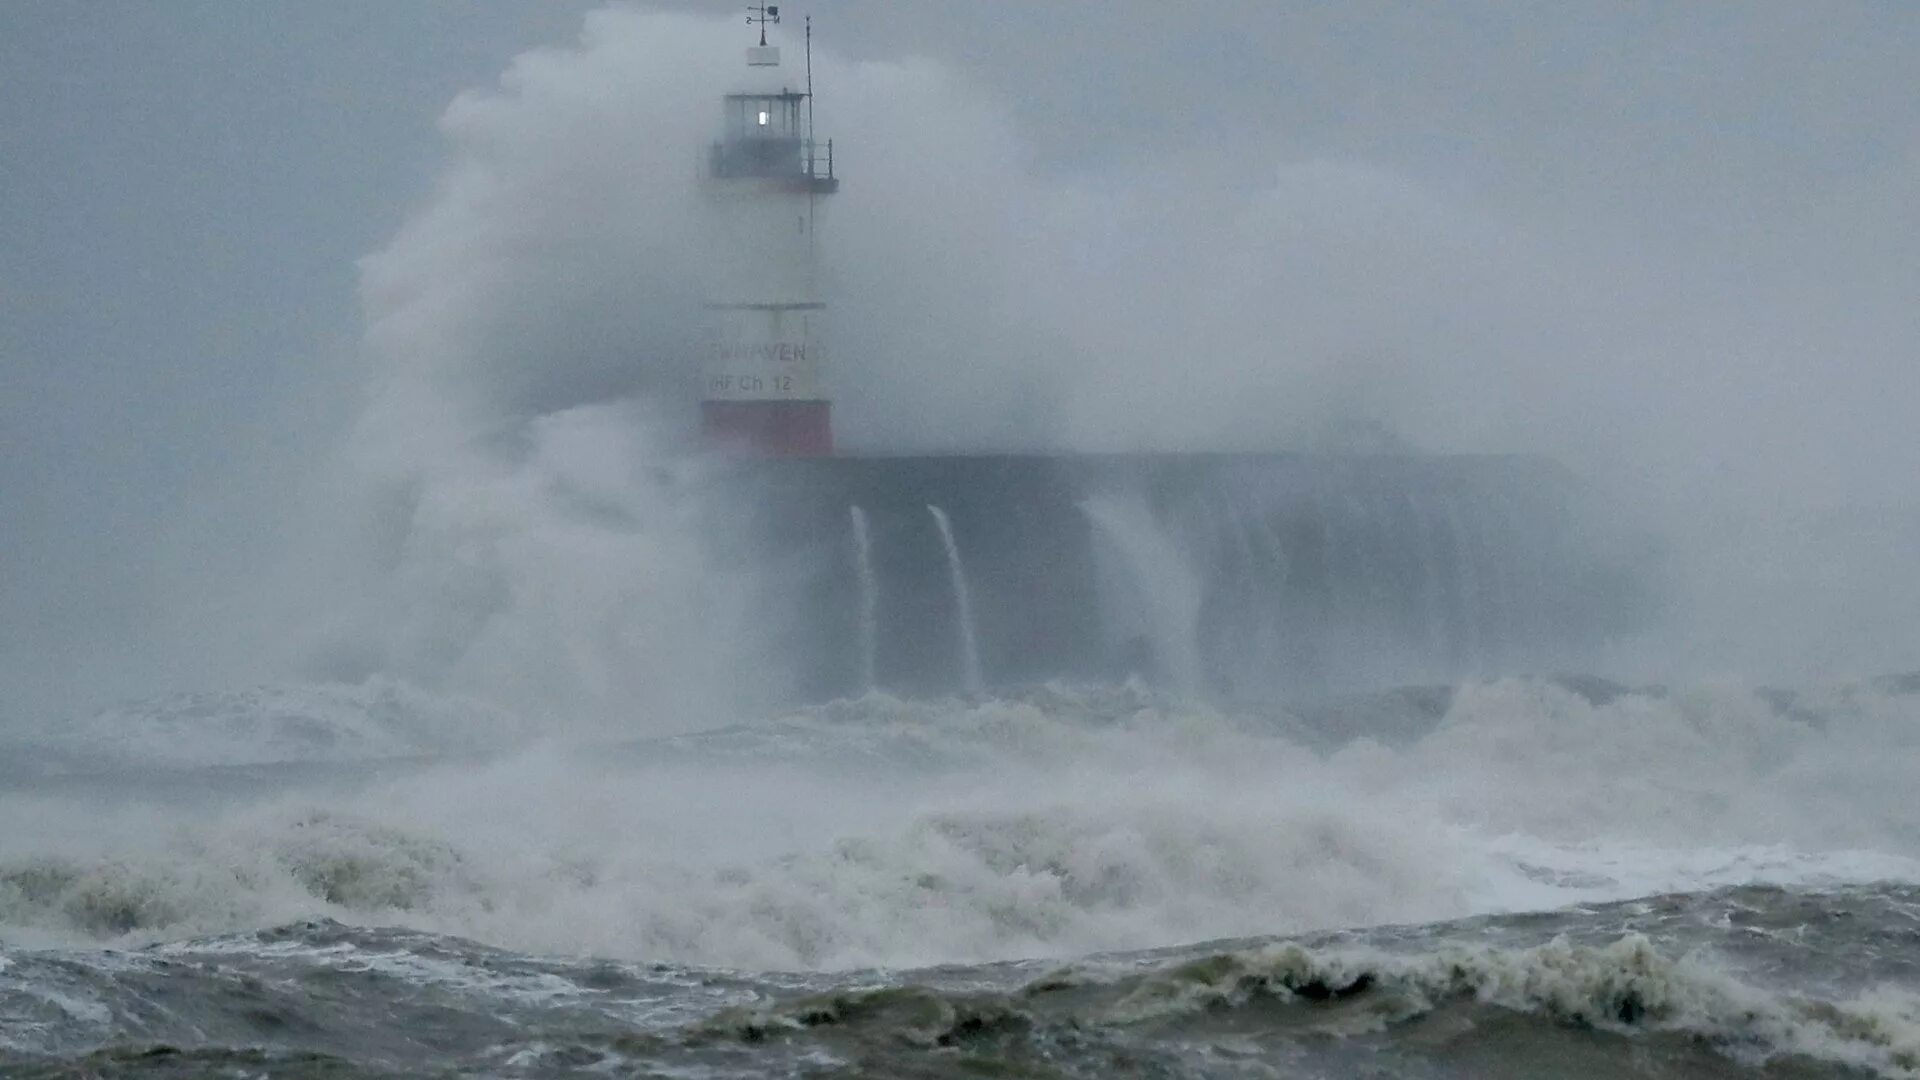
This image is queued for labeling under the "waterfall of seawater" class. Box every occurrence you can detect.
[927,505,984,695]
[849,505,878,693]
[1407,493,1450,674]
[1498,490,1554,665]
[1225,495,1288,684]
[1080,493,1204,695]
[1483,490,1545,672]
[1442,493,1488,676]
[1314,491,1360,689]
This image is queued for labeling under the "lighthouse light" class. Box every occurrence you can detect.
[758,110,771,126]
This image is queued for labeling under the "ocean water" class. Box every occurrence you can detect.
[3,675,1919,1077]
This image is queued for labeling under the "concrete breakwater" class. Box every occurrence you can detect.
[705,452,1648,703]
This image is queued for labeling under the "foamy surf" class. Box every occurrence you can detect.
[4,675,1919,961]
[3,673,1918,1075]
[2,678,530,772]
[6,885,1919,1078]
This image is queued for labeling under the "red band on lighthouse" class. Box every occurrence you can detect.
[701,400,833,456]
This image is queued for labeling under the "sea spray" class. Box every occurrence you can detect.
[927,505,984,695]
[10,884,1920,1078]
[1406,492,1450,675]
[4,676,1920,970]
[1440,493,1487,676]
[850,506,879,693]
[1079,494,1204,695]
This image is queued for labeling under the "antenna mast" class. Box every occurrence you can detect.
[805,15,815,142]
[746,3,780,47]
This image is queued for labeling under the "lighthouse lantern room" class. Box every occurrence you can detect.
[701,6,839,456]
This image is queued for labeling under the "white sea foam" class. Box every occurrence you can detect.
[1,677,1916,970]
[7,677,530,769]
[1097,934,1920,1078]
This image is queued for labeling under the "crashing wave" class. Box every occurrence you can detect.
[691,913,1920,1078]
[2,674,1918,971]
[4,678,531,771]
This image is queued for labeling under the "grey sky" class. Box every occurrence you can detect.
[2,2,1915,721]
[1,2,595,719]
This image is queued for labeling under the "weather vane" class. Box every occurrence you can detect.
[747,4,781,46]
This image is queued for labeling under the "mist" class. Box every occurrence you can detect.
[4,2,1916,727]
[7,12,1920,1072]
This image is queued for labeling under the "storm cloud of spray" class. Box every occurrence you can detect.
[302,10,1096,724]
[343,9,1649,452]
[3,4,1917,728]
[267,5,1917,723]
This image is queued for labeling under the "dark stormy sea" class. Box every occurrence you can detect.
[4,675,1919,1078]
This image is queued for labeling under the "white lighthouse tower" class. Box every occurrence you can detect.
[701,6,839,456]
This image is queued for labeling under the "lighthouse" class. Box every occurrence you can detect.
[701,6,839,456]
